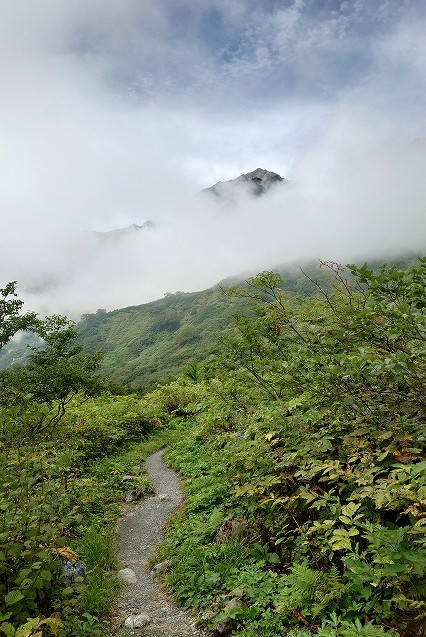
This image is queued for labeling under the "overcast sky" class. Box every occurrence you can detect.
[1,1,425,316]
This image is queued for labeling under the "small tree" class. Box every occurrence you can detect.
[0,284,104,445]
[0,281,38,351]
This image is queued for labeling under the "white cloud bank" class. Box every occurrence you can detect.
[0,1,425,317]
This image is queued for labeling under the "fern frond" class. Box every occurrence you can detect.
[285,562,326,603]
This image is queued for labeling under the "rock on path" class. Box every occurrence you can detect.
[115,449,206,636]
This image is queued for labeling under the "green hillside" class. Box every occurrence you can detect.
[1,258,425,637]
[77,257,418,390]
[0,264,320,386]
[159,258,426,637]
[1,256,419,390]
[77,288,241,389]
[76,261,340,390]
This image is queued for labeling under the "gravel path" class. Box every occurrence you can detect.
[114,449,206,636]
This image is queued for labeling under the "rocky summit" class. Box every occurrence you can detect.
[203,167,287,198]
[93,221,154,240]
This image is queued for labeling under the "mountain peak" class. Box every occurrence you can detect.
[203,168,287,198]
[93,220,154,240]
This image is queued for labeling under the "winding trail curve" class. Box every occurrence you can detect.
[115,449,205,636]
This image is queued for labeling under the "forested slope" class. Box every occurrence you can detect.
[75,261,360,390]
[77,288,241,389]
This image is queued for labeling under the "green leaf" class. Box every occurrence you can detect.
[268,552,281,564]
[0,622,15,637]
[4,590,25,606]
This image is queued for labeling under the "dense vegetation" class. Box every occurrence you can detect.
[76,288,240,390]
[1,257,425,636]
[0,283,180,636]
[156,260,426,636]
[69,261,354,390]
[0,259,417,391]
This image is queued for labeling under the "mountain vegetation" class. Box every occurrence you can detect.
[1,257,425,637]
[158,260,426,636]
[0,285,179,636]
[76,288,240,391]
[75,262,352,390]
[0,259,417,391]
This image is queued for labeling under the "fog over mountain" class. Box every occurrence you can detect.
[0,1,425,317]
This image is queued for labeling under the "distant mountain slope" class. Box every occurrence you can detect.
[77,287,242,389]
[93,221,154,240]
[202,167,287,198]
[75,262,339,389]
[1,256,420,389]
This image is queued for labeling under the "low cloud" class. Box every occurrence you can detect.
[0,1,425,318]
[13,115,426,319]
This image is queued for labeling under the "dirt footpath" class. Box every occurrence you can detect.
[114,449,206,636]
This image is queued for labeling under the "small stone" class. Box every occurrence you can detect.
[62,561,87,585]
[117,568,137,584]
[151,560,173,575]
[121,475,138,482]
[158,493,168,501]
[125,488,144,503]
[124,613,151,628]
[224,598,242,611]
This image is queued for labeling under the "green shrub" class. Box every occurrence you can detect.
[161,260,426,636]
[0,454,78,632]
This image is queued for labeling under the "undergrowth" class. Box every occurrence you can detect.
[0,380,196,637]
[159,261,426,637]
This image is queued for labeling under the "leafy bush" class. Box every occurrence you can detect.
[161,260,426,636]
[0,388,169,635]
[0,453,79,635]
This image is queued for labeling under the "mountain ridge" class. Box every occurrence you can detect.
[93,221,154,239]
[202,167,287,198]
[95,167,287,236]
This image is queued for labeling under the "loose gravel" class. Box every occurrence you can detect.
[114,449,206,636]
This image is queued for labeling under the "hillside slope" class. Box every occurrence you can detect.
[0,262,324,385]
[1,256,418,390]
[77,287,242,389]
[76,261,341,390]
